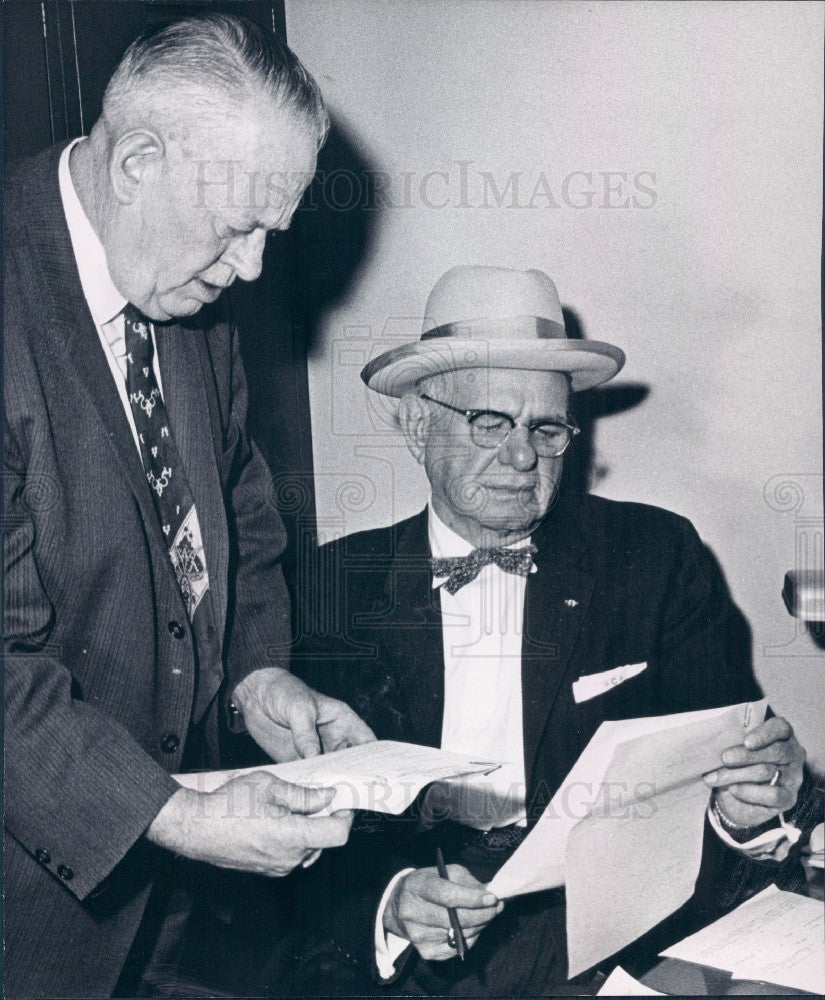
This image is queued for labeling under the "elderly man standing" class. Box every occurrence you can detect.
[298,266,812,995]
[3,14,374,999]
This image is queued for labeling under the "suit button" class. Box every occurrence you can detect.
[161,732,180,753]
[57,865,74,881]
[168,620,185,639]
[34,848,51,865]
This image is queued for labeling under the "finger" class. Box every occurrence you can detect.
[407,903,500,934]
[723,783,796,810]
[417,941,465,962]
[317,699,376,749]
[343,711,377,746]
[398,895,498,934]
[742,716,793,750]
[719,741,798,769]
[453,905,502,930]
[399,899,452,932]
[416,925,487,962]
[287,701,322,758]
[215,771,292,816]
[301,849,322,868]
[294,813,353,849]
[704,764,783,788]
[418,875,498,910]
[265,776,335,815]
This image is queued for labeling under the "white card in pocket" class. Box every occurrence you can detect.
[572,662,647,704]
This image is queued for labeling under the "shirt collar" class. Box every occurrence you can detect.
[428,503,534,588]
[59,138,127,328]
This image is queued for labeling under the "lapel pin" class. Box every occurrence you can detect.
[564,598,578,608]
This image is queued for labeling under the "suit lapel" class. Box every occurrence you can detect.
[26,150,175,564]
[522,496,595,783]
[375,511,445,748]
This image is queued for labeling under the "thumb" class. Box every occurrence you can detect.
[265,775,335,815]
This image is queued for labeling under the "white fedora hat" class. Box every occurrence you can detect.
[361,265,625,396]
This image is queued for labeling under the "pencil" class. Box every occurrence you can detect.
[436,846,467,961]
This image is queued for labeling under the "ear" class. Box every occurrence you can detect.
[398,393,430,465]
[109,130,165,205]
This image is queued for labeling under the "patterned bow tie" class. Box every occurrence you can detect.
[431,545,537,595]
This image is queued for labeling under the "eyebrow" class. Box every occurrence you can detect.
[467,404,570,422]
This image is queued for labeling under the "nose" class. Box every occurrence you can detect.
[498,426,538,472]
[224,230,267,282]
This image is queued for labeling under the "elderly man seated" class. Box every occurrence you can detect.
[295,266,814,996]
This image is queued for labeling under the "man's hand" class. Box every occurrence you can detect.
[384,865,504,961]
[704,716,806,829]
[232,667,375,762]
[146,772,353,876]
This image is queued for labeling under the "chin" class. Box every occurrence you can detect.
[480,515,539,535]
[157,297,204,320]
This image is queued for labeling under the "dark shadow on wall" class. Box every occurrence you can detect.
[561,306,650,497]
[230,117,380,583]
[805,622,825,649]
[292,119,382,356]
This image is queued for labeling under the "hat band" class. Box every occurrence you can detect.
[421,316,566,341]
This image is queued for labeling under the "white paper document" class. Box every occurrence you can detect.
[806,822,824,869]
[596,966,664,996]
[174,740,501,815]
[662,884,825,995]
[486,699,767,978]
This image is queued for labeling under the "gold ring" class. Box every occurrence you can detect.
[446,928,457,949]
[769,768,781,786]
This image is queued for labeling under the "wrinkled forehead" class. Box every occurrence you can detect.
[419,367,571,412]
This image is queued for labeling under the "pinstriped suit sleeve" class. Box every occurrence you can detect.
[3,420,180,901]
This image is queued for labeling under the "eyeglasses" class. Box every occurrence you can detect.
[420,393,580,457]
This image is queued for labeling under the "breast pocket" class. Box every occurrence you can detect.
[573,660,657,727]
[572,662,647,703]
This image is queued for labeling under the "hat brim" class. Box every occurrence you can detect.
[361,339,625,396]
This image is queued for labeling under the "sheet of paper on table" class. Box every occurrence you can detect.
[486,699,768,978]
[661,884,825,995]
[596,966,664,996]
[174,740,502,815]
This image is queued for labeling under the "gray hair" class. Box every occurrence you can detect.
[102,13,329,146]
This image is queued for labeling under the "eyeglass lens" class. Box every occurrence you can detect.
[468,411,572,456]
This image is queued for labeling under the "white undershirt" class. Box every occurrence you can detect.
[58,137,164,461]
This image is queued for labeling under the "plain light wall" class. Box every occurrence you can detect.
[285,0,824,767]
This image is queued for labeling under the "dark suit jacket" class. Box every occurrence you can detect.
[295,496,806,995]
[3,143,293,998]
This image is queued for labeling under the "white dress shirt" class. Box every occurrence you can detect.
[375,505,535,976]
[431,506,533,831]
[58,137,164,460]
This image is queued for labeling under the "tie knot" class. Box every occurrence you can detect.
[431,545,537,595]
[123,304,154,365]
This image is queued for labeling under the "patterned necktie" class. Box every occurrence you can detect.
[123,304,209,620]
[431,545,537,595]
